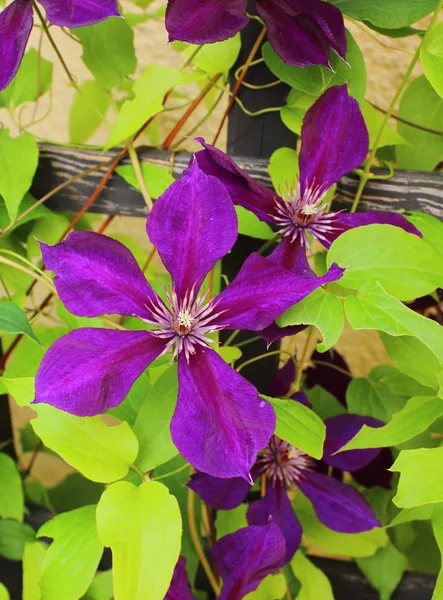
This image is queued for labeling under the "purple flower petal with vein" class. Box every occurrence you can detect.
[212,523,286,600]
[164,0,347,68]
[165,557,196,600]
[0,0,119,91]
[35,162,339,480]
[195,86,422,279]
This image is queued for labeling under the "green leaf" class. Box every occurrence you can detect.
[389,505,436,527]
[291,551,334,600]
[344,282,443,366]
[96,480,182,600]
[361,102,406,148]
[268,147,299,194]
[0,131,39,222]
[431,505,443,599]
[132,365,178,472]
[0,583,9,600]
[216,345,242,365]
[116,163,174,200]
[278,287,344,352]
[357,543,408,600]
[108,372,152,426]
[69,80,110,144]
[306,385,346,420]
[235,206,274,240]
[293,493,388,557]
[327,224,443,300]
[215,504,248,540]
[0,49,53,108]
[369,365,435,397]
[0,377,34,407]
[38,506,103,600]
[83,571,113,600]
[184,35,241,73]
[244,573,287,600]
[397,75,443,171]
[23,542,46,600]
[405,211,443,258]
[0,303,40,344]
[339,396,443,451]
[48,474,104,514]
[263,396,326,459]
[391,447,443,507]
[421,22,443,99]
[0,453,24,522]
[328,0,438,28]
[280,90,317,135]
[346,378,390,421]
[0,520,35,560]
[106,65,181,148]
[76,18,136,89]
[31,405,139,483]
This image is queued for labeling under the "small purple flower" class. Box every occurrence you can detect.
[165,0,347,69]
[194,85,422,277]
[33,161,343,481]
[189,413,383,564]
[0,0,120,91]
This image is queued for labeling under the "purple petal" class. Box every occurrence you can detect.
[172,348,275,481]
[165,557,196,600]
[352,448,393,490]
[212,523,286,600]
[41,232,156,319]
[214,253,344,331]
[147,161,237,300]
[267,361,312,407]
[165,0,248,44]
[247,483,302,563]
[299,471,380,533]
[319,211,423,249]
[187,472,251,510]
[299,86,369,197]
[257,0,346,68]
[33,328,165,416]
[194,139,276,223]
[323,414,384,472]
[259,322,307,346]
[38,0,120,27]
[268,237,317,277]
[0,0,33,91]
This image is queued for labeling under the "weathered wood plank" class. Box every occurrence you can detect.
[31,144,443,219]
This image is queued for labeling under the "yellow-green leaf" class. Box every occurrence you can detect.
[0,453,24,521]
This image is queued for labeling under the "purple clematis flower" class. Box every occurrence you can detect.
[194,85,422,278]
[165,0,347,69]
[164,557,196,600]
[189,413,383,564]
[0,0,120,91]
[33,161,343,481]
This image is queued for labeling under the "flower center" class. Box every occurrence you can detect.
[144,286,226,361]
[257,435,313,487]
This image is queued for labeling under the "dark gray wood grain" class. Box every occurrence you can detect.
[31,144,443,219]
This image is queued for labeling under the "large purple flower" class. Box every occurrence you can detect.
[33,161,343,481]
[194,85,422,277]
[0,0,120,91]
[189,415,383,564]
[165,0,347,69]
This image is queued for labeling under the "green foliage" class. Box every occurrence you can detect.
[0,303,39,344]
[328,0,439,28]
[392,447,443,507]
[291,551,334,600]
[96,481,182,600]
[23,542,46,600]
[421,22,443,99]
[0,583,9,600]
[0,453,24,522]
[0,520,35,560]
[263,395,326,459]
[356,543,408,600]
[31,405,139,483]
[244,573,287,600]
[235,206,274,239]
[216,504,248,540]
[38,506,103,600]
[306,385,346,420]
[183,35,241,74]
[0,49,53,108]
[69,81,111,144]
[268,147,299,193]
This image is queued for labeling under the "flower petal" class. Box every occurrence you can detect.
[187,472,251,510]
[41,232,156,319]
[194,139,276,222]
[299,86,369,197]
[0,0,33,91]
[257,0,345,68]
[212,523,286,600]
[34,328,165,416]
[352,448,393,490]
[214,253,344,331]
[319,212,423,248]
[165,0,248,43]
[267,361,312,407]
[38,0,119,27]
[323,414,384,472]
[147,161,238,300]
[172,347,275,480]
[165,557,196,600]
[247,482,302,563]
[268,237,316,277]
[298,471,380,533]
[258,322,306,347]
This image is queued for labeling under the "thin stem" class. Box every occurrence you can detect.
[0,256,55,292]
[234,335,261,349]
[222,329,240,347]
[350,0,443,213]
[152,461,190,481]
[188,480,221,596]
[256,234,280,256]
[32,1,76,87]
[236,349,295,373]
[173,88,226,149]
[311,360,352,378]
[127,142,153,211]
[130,464,147,482]
[369,101,443,136]
[285,327,316,396]
[212,25,267,145]
[23,440,43,479]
